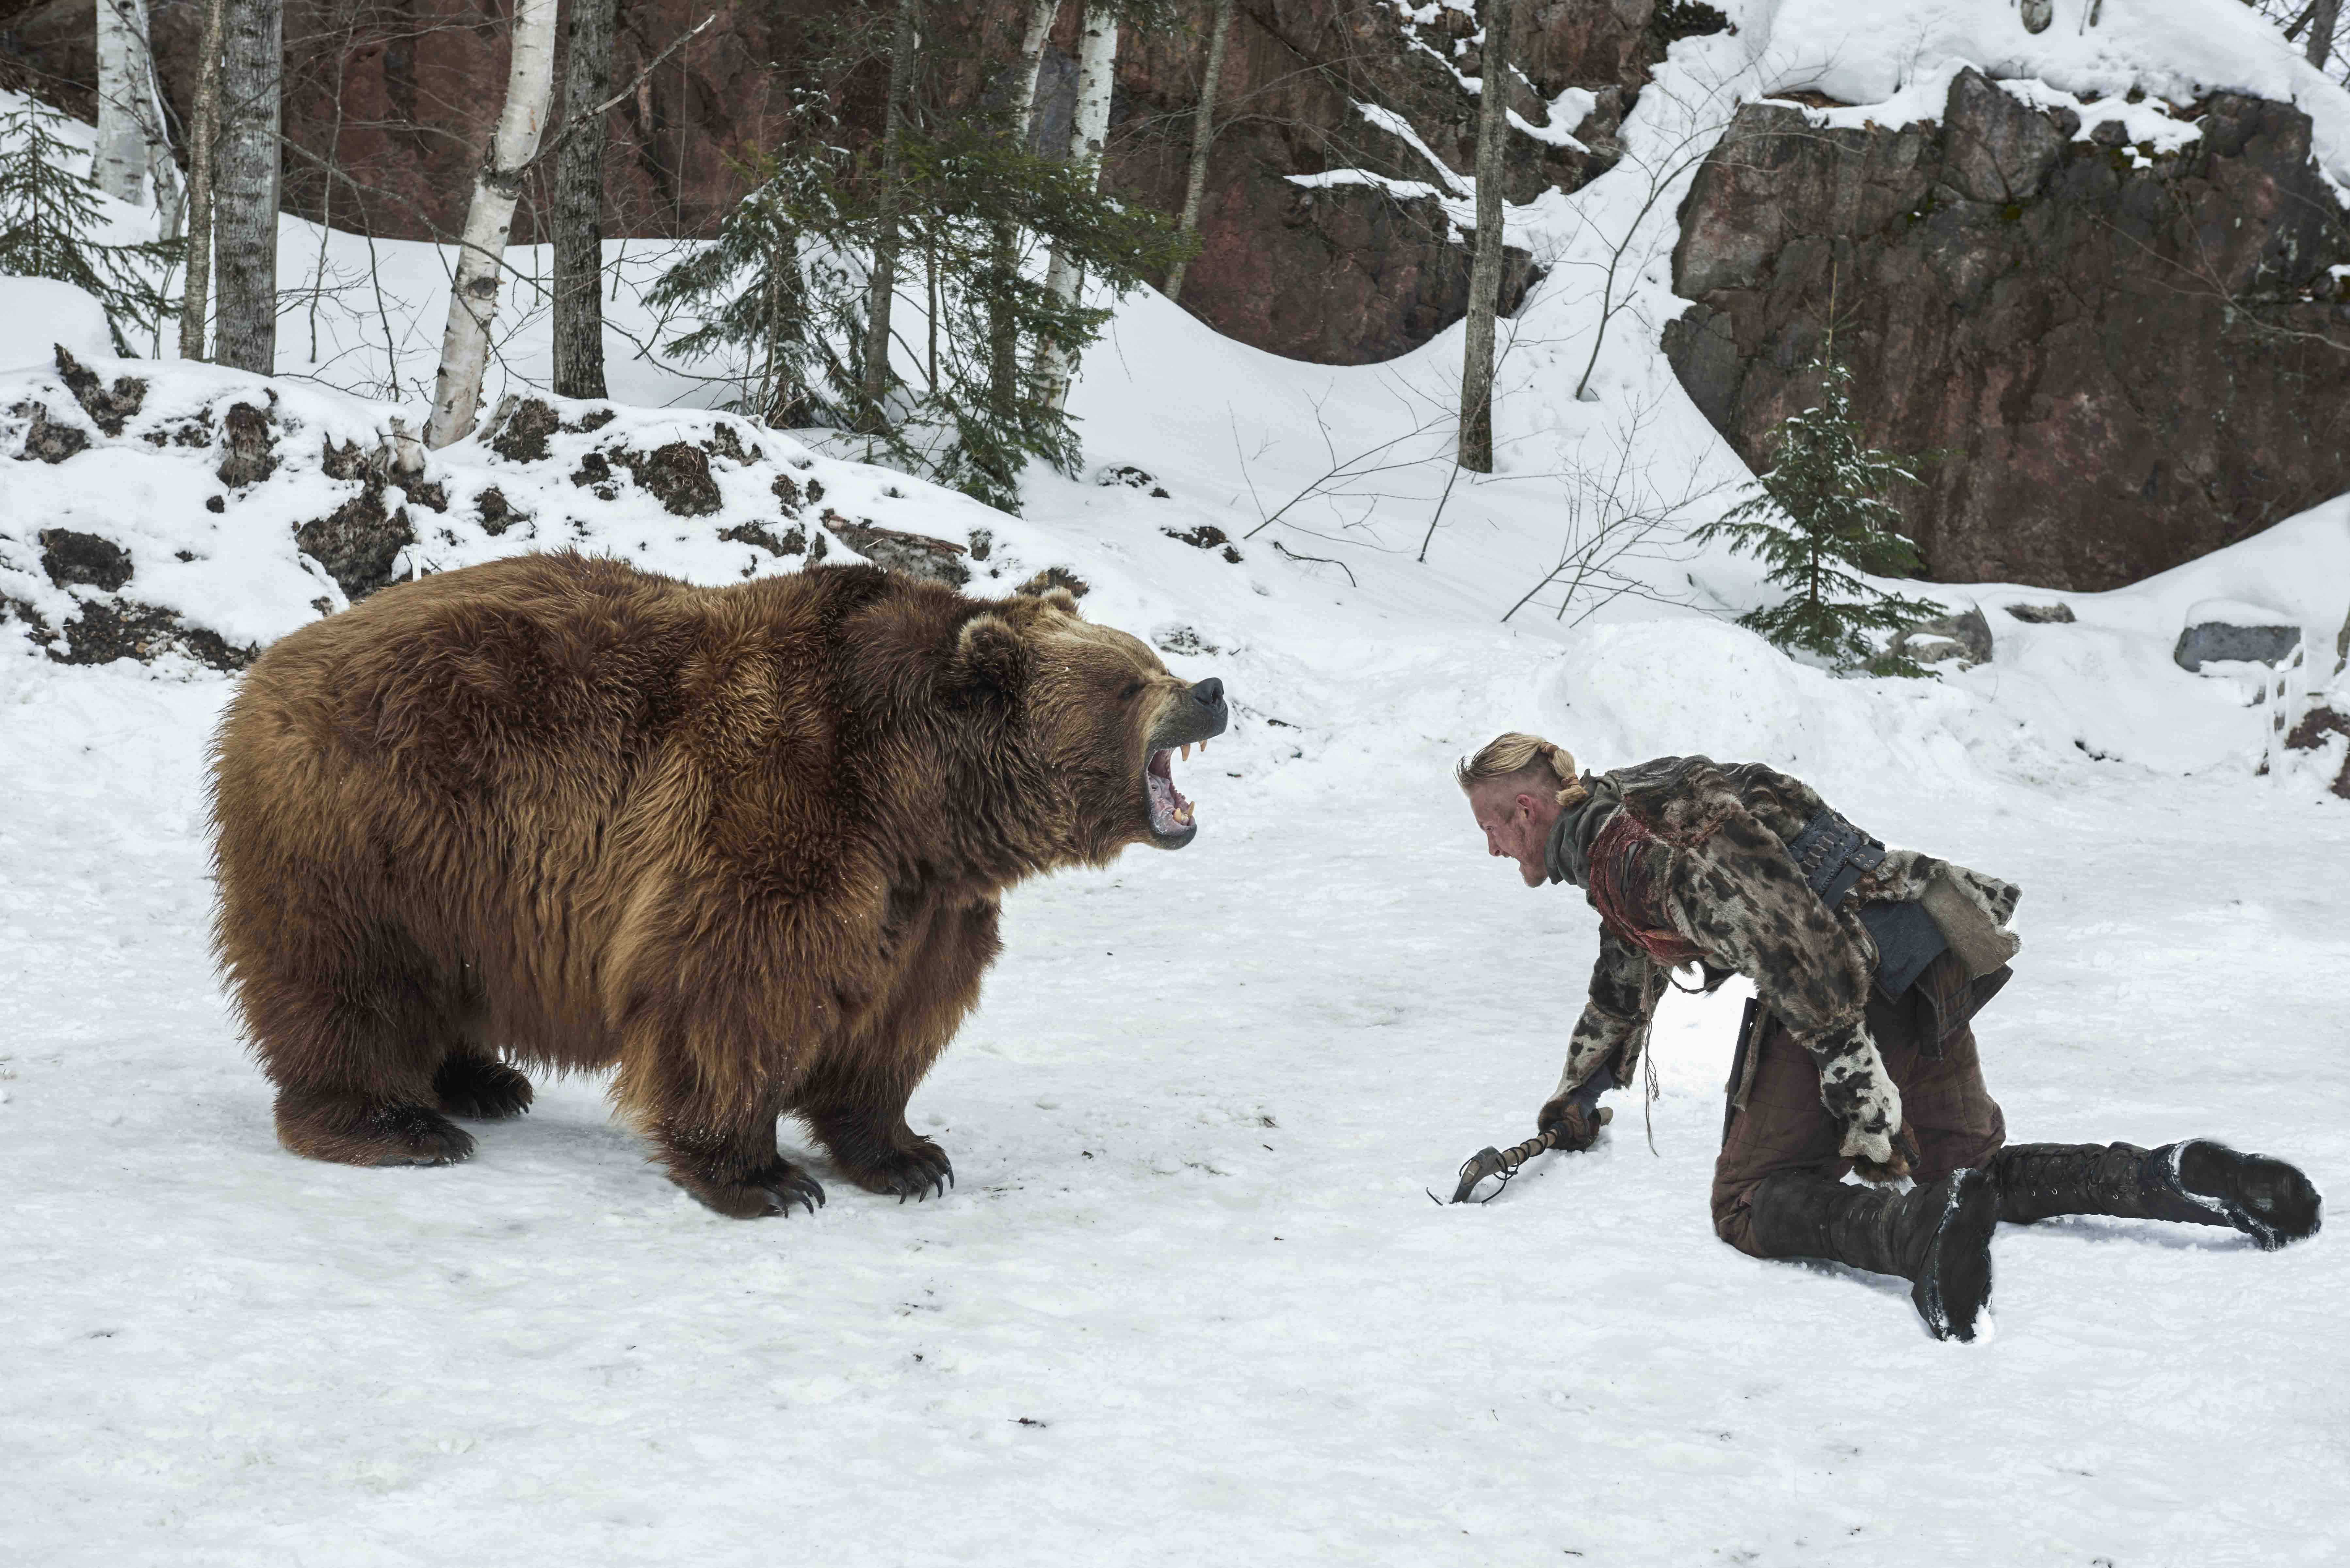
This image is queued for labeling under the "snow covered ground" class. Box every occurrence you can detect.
[7,0,2350,1560]
[6,562,2348,1566]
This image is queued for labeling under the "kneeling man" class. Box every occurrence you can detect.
[1458,733,2321,1340]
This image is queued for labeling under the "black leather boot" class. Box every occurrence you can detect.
[1992,1141,2322,1251]
[1746,1168,2000,1342]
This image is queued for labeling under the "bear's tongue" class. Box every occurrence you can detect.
[1146,748,1193,833]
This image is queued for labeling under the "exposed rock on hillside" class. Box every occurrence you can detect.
[1665,68,2350,591]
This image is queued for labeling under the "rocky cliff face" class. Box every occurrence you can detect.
[1,0,1675,365]
[1664,68,2350,592]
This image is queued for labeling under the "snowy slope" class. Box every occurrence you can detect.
[5,1,2350,1561]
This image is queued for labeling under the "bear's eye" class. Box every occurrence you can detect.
[1120,680,1145,701]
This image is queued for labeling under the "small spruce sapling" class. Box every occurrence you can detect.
[1695,330,1945,675]
[0,100,179,353]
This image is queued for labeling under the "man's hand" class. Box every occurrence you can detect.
[1538,1093,1607,1154]
[1849,1125,1921,1185]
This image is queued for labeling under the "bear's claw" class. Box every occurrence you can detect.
[751,1160,827,1217]
[854,1142,954,1203]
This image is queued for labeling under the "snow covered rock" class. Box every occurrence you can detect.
[2175,600,2302,671]
[1893,603,1994,667]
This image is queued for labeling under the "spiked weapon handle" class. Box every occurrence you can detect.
[1447,1108,1612,1204]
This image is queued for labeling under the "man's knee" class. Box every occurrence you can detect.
[1712,1183,1771,1258]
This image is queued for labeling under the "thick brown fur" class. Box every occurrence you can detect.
[209,552,1224,1217]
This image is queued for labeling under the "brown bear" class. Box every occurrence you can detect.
[208,551,1228,1218]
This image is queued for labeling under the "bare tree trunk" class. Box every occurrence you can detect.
[1457,0,1521,474]
[986,0,1062,414]
[551,0,616,400]
[213,0,281,374]
[1036,4,1117,411]
[2309,0,2341,69]
[858,0,924,433]
[178,0,226,360]
[1164,0,1233,301]
[424,0,559,447]
[136,3,184,230]
[95,0,144,202]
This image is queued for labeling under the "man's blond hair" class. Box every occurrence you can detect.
[1455,731,1591,808]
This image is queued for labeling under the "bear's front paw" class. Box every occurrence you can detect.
[842,1140,955,1204]
[682,1158,828,1220]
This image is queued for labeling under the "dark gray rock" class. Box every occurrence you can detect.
[826,514,970,587]
[719,520,804,557]
[1894,603,1994,666]
[2004,601,2075,623]
[14,401,89,463]
[39,528,132,592]
[616,442,721,517]
[45,597,252,670]
[296,490,415,601]
[53,345,145,435]
[489,397,562,463]
[216,402,278,487]
[2174,621,2301,671]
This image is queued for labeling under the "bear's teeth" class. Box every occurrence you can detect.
[1181,744,1191,760]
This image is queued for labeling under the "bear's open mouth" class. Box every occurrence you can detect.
[1145,745,1195,836]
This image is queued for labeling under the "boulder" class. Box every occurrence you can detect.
[38,528,132,592]
[824,513,970,588]
[296,490,415,601]
[2004,601,2075,624]
[1667,71,2350,590]
[1893,603,1993,667]
[2174,603,2302,672]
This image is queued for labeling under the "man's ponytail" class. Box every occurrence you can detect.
[1456,731,1590,809]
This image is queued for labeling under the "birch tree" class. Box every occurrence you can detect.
[94,0,144,203]
[550,0,616,399]
[1035,3,1118,411]
[213,0,281,373]
[857,0,925,433]
[1164,0,1233,301]
[178,0,227,360]
[423,0,558,449]
[1457,0,1523,473]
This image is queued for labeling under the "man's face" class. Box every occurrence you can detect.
[1468,779,1555,888]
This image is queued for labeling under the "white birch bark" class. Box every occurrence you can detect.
[424,0,559,449]
[95,0,143,202]
[1035,4,1118,410]
[1013,0,1059,138]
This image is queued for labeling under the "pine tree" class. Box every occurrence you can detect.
[0,100,179,354]
[651,77,1182,512]
[1695,335,1946,675]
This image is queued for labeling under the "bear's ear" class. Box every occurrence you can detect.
[950,611,1027,696]
[1032,586,1082,618]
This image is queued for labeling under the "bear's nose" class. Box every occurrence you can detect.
[1191,677,1224,708]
